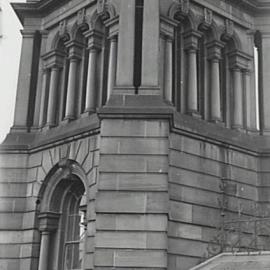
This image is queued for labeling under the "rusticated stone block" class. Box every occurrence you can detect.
[169,201,192,223]
[114,250,167,267]
[170,150,221,177]
[169,183,220,208]
[100,155,168,173]
[168,238,208,257]
[168,221,202,240]
[101,119,169,137]
[97,214,167,231]
[101,137,168,155]
[0,213,23,230]
[169,167,220,192]
[96,231,166,249]
[99,172,168,191]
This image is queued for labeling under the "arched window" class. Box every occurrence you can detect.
[37,161,87,270]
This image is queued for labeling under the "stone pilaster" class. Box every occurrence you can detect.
[32,31,49,130]
[140,0,160,94]
[11,30,36,132]
[259,32,270,134]
[107,36,118,101]
[115,0,136,93]
[164,37,173,103]
[38,69,49,127]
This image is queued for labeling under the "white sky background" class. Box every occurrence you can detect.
[0,0,25,143]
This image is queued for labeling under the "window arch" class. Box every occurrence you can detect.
[37,160,88,270]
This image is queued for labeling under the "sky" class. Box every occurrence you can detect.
[0,0,25,143]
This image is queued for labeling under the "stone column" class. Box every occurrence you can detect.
[38,212,59,270]
[84,48,98,113]
[207,41,223,122]
[115,0,136,92]
[210,59,221,121]
[164,37,173,102]
[107,36,118,101]
[140,0,160,94]
[259,32,270,134]
[232,67,243,129]
[12,30,36,132]
[46,67,60,127]
[64,57,78,120]
[244,69,257,131]
[83,31,102,114]
[38,231,50,270]
[33,31,49,129]
[38,69,49,127]
[187,49,198,113]
[184,30,201,116]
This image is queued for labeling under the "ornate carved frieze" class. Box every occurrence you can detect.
[59,20,67,37]
[204,8,213,25]
[77,8,86,26]
[173,0,190,16]
[199,8,213,31]
[222,19,234,41]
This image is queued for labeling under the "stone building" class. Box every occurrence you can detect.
[2,0,270,269]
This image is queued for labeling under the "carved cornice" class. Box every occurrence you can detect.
[12,0,95,24]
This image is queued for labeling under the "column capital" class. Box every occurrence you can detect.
[108,35,118,42]
[84,29,103,50]
[105,16,119,39]
[160,16,176,41]
[65,40,84,59]
[206,40,225,60]
[42,50,66,69]
[228,50,252,70]
[38,212,60,232]
[183,30,202,50]
[20,29,37,38]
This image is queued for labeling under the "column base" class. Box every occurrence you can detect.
[63,116,76,123]
[10,125,28,133]
[186,111,202,119]
[232,125,244,132]
[209,118,224,126]
[139,85,161,95]
[261,128,270,136]
[42,123,56,131]
[113,86,137,95]
[81,109,96,118]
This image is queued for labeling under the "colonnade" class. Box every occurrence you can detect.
[39,31,118,128]
[160,23,254,131]
[11,1,261,134]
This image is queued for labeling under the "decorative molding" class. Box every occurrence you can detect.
[58,19,69,40]
[97,0,107,15]
[76,8,86,26]
[204,8,213,26]
[174,0,190,15]
[225,19,234,36]
[199,8,213,31]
